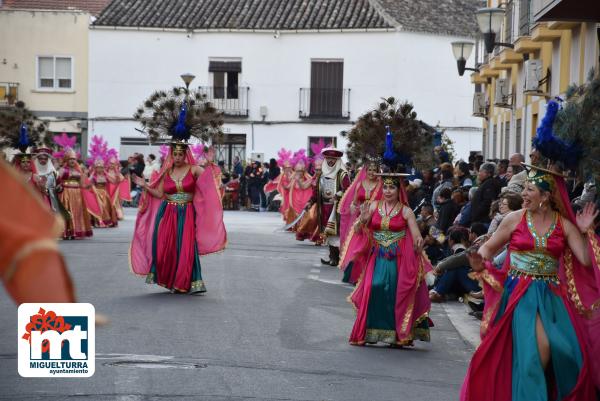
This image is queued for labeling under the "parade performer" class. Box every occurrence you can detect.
[283,149,313,227]
[10,124,45,194]
[461,100,600,400]
[87,136,119,228]
[33,147,59,209]
[106,152,130,220]
[54,133,100,239]
[346,171,431,346]
[130,92,227,294]
[265,148,293,219]
[0,159,75,303]
[338,156,383,284]
[306,147,351,266]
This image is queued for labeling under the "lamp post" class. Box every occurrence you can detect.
[476,7,514,54]
[451,41,479,76]
[180,73,195,89]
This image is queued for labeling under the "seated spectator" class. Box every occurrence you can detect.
[487,192,523,234]
[417,203,436,228]
[470,162,501,225]
[435,187,459,233]
[419,221,444,265]
[502,153,527,194]
[429,229,480,303]
[497,159,509,186]
[455,187,478,227]
[431,168,454,209]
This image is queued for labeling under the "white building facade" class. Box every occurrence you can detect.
[89,0,483,167]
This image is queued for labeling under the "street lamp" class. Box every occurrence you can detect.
[451,41,479,76]
[476,7,514,54]
[180,73,196,89]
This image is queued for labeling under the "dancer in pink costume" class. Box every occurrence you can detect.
[283,149,313,228]
[347,172,432,346]
[130,138,226,294]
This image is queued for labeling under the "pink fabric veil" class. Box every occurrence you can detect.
[129,147,227,275]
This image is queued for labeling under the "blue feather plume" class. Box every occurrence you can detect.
[18,123,30,152]
[382,125,411,171]
[532,99,581,170]
[172,103,190,141]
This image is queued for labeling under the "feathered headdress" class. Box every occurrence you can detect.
[341,97,434,170]
[190,143,206,164]
[291,149,309,170]
[310,138,333,162]
[277,148,293,168]
[0,100,49,152]
[532,99,581,171]
[382,126,412,173]
[133,87,225,146]
[87,135,109,166]
[106,148,119,165]
[158,144,170,160]
[52,132,79,160]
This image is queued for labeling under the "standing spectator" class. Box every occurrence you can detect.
[497,159,509,186]
[431,168,454,209]
[487,192,523,234]
[232,156,243,176]
[143,154,161,182]
[241,163,253,209]
[470,162,501,225]
[435,187,459,233]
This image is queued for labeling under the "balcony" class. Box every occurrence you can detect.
[0,82,18,106]
[299,88,350,120]
[198,86,249,117]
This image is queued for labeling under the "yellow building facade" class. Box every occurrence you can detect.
[474,0,599,162]
[0,8,91,152]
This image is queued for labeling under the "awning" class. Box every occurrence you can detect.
[535,0,600,22]
[209,61,242,73]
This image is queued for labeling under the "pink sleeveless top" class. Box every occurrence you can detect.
[163,168,195,203]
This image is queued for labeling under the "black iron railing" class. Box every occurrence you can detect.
[299,88,350,119]
[198,86,249,117]
[0,82,19,105]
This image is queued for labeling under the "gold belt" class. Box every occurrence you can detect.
[165,193,193,204]
[508,267,560,283]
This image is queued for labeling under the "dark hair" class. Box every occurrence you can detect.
[135,154,144,164]
[499,159,509,169]
[148,154,156,161]
[439,187,452,200]
[269,158,278,169]
[441,169,453,180]
[421,203,434,214]
[457,161,470,177]
[448,229,467,245]
[231,173,239,179]
[470,222,488,237]
[218,160,225,166]
[502,192,523,211]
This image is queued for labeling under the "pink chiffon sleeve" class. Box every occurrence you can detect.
[193,167,227,255]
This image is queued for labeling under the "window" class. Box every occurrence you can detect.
[493,124,498,158]
[209,60,241,99]
[515,119,522,153]
[37,56,73,90]
[504,121,510,157]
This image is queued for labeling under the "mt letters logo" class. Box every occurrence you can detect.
[18,303,95,377]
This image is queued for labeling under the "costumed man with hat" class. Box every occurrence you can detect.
[33,147,61,212]
[11,124,45,195]
[305,147,351,266]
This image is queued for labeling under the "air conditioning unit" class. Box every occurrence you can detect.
[524,59,543,93]
[494,78,511,108]
[472,92,487,117]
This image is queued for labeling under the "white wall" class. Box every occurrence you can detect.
[89,28,481,161]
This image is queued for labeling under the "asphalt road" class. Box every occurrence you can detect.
[0,209,475,401]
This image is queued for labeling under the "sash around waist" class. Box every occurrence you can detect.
[373,230,406,248]
[165,192,193,204]
[509,250,559,281]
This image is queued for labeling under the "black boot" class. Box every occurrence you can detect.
[321,245,334,265]
[330,246,340,266]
